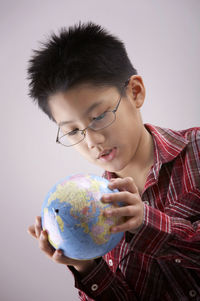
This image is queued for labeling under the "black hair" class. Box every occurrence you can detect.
[27,22,137,121]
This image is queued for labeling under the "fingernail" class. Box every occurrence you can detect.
[104,194,110,198]
[111,227,117,232]
[105,209,112,216]
[102,199,110,203]
[40,232,45,240]
[56,250,62,256]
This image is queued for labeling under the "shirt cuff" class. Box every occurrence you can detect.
[67,258,114,298]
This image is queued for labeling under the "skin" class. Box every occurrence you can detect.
[28,75,154,275]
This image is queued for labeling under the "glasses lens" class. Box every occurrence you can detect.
[58,129,84,146]
[91,111,115,131]
[57,110,117,147]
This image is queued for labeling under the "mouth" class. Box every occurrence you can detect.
[97,147,117,162]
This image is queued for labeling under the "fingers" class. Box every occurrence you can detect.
[52,249,66,263]
[39,235,72,265]
[103,202,144,233]
[108,177,138,194]
[35,216,42,238]
[52,249,72,265]
[103,201,144,231]
[27,216,82,266]
[27,216,55,258]
[101,190,138,205]
[27,216,42,239]
[38,230,55,258]
[27,225,37,238]
[111,217,143,233]
[104,205,138,218]
[28,219,70,264]
[102,178,144,233]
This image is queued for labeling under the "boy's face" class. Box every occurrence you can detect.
[48,76,145,175]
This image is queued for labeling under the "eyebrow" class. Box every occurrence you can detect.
[58,101,103,126]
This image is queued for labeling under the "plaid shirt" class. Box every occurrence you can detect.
[68,124,200,301]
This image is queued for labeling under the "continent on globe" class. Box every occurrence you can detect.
[41,174,124,260]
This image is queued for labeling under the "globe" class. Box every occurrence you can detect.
[41,173,124,260]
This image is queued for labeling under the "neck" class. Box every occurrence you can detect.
[116,126,154,193]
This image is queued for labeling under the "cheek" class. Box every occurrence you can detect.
[74,144,93,161]
[113,115,142,150]
[117,105,141,132]
[74,143,87,153]
[114,116,133,137]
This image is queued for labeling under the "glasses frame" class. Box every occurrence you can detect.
[56,79,130,147]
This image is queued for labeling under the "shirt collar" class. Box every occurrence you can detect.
[104,124,189,180]
[145,124,189,165]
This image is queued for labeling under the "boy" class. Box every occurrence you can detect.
[27,23,200,300]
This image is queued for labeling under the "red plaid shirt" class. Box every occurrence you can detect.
[68,124,200,301]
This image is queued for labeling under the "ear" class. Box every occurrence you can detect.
[126,75,146,108]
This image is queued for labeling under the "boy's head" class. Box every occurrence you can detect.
[28,22,137,121]
[28,22,147,175]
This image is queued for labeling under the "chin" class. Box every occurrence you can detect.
[101,160,128,174]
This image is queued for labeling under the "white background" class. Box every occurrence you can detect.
[0,0,199,300]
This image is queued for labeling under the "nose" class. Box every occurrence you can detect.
[84,128,105,149]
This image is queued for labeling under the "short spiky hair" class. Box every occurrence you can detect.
[27,22,137,121]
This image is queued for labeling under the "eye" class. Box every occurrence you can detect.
[93,112,107,121]
[67,128,79,136]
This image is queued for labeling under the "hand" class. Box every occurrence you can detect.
[27,216,97,275]
[101,177,144,233]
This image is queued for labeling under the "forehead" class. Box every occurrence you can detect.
[48,84,119,125]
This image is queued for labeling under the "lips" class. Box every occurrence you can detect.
[97,147,117,162]
[98,149,112,159]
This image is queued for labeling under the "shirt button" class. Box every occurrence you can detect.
[91,284,98,291]
[189,290,197,298]
[109,259,113,266]
[143,201,149,205]
[174,258,181,264]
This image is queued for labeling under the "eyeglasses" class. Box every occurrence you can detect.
[56,80,129,147]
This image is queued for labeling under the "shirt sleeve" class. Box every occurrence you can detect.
[67,258,139,301]
[127,189,200,270]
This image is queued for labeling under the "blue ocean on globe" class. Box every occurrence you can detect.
[41,174,124,260]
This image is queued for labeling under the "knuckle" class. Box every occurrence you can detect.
[35,225,41,232]
[116,178,125,186]
[39,238,47,251]
[125,177,134,184]
[28,225,34,233]
[110,178,118,183]
[35,216,40,224]
[125,219,133,229]
[126,207,132,215]
[53,253,63,263]
[39,243,46,252]
[52,256,59,263]
[112,208,118,215]
[133,217,142,228]
[108,208,114,214]
[123,191,130,198]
